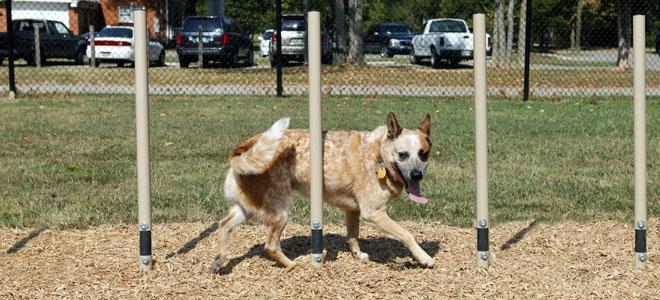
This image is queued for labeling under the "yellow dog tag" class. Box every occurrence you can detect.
[377,167,386,179]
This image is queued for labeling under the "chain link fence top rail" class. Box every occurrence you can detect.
[1,0,659,99]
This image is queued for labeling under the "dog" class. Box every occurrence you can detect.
[211,112,435,272]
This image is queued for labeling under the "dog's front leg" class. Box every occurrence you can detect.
[346,210,369,261]
[362,210,435,267]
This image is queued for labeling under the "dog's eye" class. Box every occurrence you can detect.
[398,151,409,161]
[419,150,429,161]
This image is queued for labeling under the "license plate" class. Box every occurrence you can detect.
[191,37,210,43]
[100,52,111,57]
[290,38,303,45]
[462,50,472,56]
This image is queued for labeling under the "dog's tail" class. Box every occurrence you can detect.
[229,117,290,175]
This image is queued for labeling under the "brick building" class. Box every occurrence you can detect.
[0,0,168,42]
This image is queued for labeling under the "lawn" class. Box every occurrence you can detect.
[0,95,657,228]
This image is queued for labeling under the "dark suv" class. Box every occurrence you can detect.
[176,16,253,68]
[364,23,414,58]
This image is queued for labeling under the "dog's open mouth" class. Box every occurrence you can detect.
[406,180,428,204]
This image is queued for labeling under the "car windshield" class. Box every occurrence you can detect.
[183,18,222,32]
[263,31,273,40]
[381,24,410,34]
[98,28,133,38]
[429,20,467,33]
[282,18,305,31]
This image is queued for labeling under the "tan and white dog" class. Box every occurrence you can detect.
[211,112,435,272]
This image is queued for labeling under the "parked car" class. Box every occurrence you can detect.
[0,19,87,66]
[259,29,274,57]
[270,14,333,67]
[176,16,253,68]
[364,22,414,58]
[86,26,165,67]
[410,18,492,68]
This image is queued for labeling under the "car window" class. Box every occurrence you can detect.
[381,24,410,35]
[281,17,305,31]
[429,20,467,33]
[98,27,133,38]
[16,20,46,32]
[183,18,223,33]
[263,31,273,40]
[53,22,71,35]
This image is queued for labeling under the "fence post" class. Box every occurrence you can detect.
[523,0,532,101]
[198,26,203,69]
[308,11,324,267]
[34,24,41,68]
[134,8,152,272]
[276,0,283,96]
[632,14,647,270]
[473,13,489,269]
[6,0,16,98]
[89,25,96,68]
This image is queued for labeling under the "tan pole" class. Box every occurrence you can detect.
[134,9,152,272]
[633,14,647,269]
[308,11,324,267]
[473,13,489,269]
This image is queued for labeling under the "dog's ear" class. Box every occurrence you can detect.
[387,112,402,139]
[418,113,431,136]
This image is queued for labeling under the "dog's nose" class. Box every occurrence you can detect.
[410,170,423,181]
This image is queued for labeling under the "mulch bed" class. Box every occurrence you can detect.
[1,219,658,298]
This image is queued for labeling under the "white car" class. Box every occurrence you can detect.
[87,26,165,67]
[258,29,273,57]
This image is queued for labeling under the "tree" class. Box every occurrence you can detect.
[517,0,527,67]
[348,0,364,65]
[334,0,348,64]
[615,0,631,68]
[493,0,505,66]
[505,0,515,66]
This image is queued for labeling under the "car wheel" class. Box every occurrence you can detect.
[0,57,4,66]
[179,57,190,68]
[430,47,441,69]
[409,48,420,65]
[449,58,460,67]
[245,49,254,67]
[93,60,100,67]
[202,57,211,68]
[157,51,166,67]
[380,46,393,58]
[117,62,125,68]
[322,52,333,64]
[74,48,86,65]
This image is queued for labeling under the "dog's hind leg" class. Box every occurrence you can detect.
[346,210,369,261]
[263,211,294,268]
[211,205,247,273]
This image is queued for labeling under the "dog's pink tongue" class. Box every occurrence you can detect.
[407,180,428,204]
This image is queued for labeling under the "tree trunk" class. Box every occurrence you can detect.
[506,0,515,66]
[493,0,505,67]
[348,0,364,65]
[334,0,348,64]
[517,0,527,67]
[616,0,631,69]
[576,0,582,52]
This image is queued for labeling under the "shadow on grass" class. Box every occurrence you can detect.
[499,219,539,251]
[6,228,45,254]
[214,233,441,275]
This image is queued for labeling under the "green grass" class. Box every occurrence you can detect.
[0,95,658,228]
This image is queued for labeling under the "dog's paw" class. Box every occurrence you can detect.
[352,251,370,261]
[210,255,223,273]
[419,257,436,268]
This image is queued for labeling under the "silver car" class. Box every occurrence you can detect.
[270,14,332,67]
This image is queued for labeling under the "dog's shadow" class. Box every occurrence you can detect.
[215,234,440,275]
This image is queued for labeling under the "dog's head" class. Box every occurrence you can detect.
[382,112,432,204]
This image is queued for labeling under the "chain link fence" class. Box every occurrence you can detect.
[1,0,659,99]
